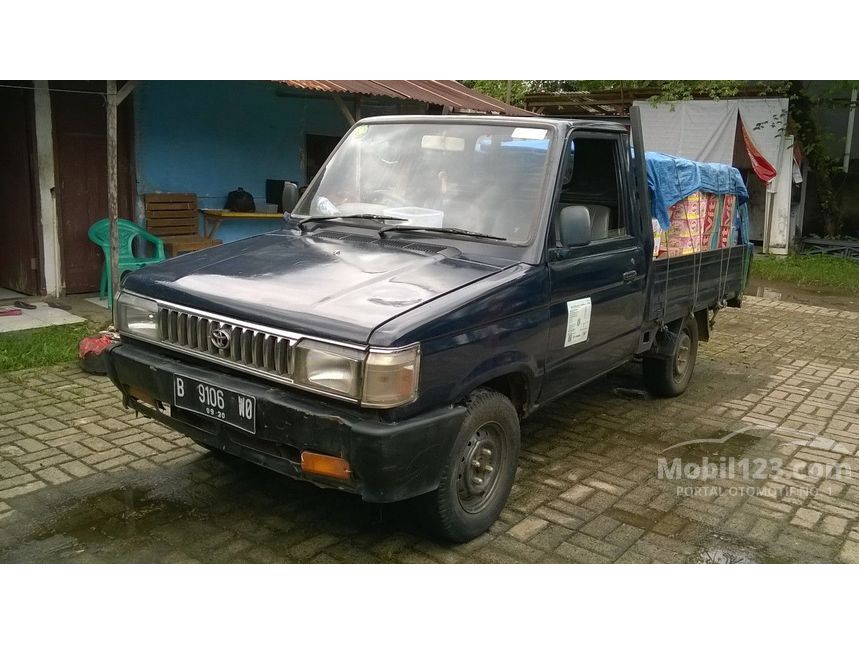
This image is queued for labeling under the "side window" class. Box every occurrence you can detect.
[556,135,627,243]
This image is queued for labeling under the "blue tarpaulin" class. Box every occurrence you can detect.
[646,151,749,230]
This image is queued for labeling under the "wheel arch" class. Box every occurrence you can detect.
[455,367,534,420]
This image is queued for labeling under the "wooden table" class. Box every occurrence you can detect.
[200,209,284,239]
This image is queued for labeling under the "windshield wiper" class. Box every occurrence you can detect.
[296,213,407,231]
[377,226,507,241]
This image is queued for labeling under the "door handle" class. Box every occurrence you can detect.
[622,270,638,282]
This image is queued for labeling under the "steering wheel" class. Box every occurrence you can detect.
[369,189,409,208]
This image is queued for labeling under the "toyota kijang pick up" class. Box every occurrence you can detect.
[105,110,750,542]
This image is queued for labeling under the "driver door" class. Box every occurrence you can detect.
[539,131,646,403]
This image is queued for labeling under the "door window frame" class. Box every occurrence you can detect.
[547,130,636,262]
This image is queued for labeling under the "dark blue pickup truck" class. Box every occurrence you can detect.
[106,112,750,541]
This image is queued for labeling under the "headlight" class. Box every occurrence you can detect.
[116,292,158,340]
[363,345,420,408]
[293,339,364,399]
[293,339,420,407]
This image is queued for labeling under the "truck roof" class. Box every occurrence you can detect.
[357,114,627,134]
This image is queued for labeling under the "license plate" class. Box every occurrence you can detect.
[173,374,256,434]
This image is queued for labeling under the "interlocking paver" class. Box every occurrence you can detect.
[821,515,849,536]
[58,460,95,478]
[507,516,549,541]
[0,296,857,563]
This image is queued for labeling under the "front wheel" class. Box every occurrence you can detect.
[421,388,521,543]
[643,314,699,397]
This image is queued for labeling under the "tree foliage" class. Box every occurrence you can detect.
[460,80,530,107]
[461,80,752,106]
[784,81,857,236]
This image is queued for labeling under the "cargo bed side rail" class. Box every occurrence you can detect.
[648,244,750,323]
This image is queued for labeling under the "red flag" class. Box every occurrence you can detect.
[741,122,778,182]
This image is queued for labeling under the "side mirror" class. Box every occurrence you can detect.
[282,181,300,214]
[559,205,591,247]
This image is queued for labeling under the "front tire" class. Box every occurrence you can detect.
[421,388,521,543]
[643,314,699,397]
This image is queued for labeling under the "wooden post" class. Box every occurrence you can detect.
[332,94,355,126]
[106,81,119,315]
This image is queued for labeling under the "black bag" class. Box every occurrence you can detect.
[225,187,255,212]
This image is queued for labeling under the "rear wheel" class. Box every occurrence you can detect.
[421,388,520,543]
[643,314,698,397]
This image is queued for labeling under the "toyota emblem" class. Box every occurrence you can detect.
[210,327,231,349]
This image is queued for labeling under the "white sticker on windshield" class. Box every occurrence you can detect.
[565,298,592,347]
[511,127,548,140]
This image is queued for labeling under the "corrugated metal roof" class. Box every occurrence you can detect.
[277,80,534,117]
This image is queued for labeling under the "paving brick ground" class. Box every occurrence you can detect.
[0,296,857,563]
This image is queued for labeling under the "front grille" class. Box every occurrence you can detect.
[157,306,291,376]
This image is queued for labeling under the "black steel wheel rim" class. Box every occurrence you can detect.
[456,421,506,514]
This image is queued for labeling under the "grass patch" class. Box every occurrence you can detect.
[751,254,858,292]
[0,322,99,373]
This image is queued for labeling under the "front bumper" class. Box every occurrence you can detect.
[105,340,465,503]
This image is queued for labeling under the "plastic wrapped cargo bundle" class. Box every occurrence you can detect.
[653,191,738,259]
[645,151,748,259]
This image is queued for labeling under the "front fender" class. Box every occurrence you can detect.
[372,263,550,421]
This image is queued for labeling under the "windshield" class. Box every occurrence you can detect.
[293,122,554,244]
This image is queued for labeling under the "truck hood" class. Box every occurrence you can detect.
[122,229,511,344]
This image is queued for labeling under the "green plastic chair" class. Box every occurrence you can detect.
[88,218,166,307]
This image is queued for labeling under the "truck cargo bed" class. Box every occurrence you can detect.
[647,243,751,322]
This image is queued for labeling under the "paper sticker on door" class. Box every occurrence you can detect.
[565,298,592,347]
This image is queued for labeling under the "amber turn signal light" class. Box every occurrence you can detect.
[301,451,351,480]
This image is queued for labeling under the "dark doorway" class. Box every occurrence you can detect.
[305,134,341,184]
[52,81,135,294]
[0,83,41,294]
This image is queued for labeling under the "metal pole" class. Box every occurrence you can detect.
[762,191,772,254]
[843,87,857,173]
[106,81,119,316]
[796,159,809,239]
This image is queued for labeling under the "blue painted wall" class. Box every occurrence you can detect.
[133,80,350,243]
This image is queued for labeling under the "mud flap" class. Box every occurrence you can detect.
[645,318,683,359]
[695,309,710,343]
